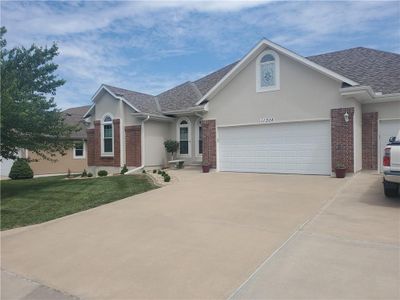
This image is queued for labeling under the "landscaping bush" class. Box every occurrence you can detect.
[142,169,146,174]
[8,158,33,180]
[157,170,162,175]
[153,169,157,173]
[97,170,108,177]
[164,140,179,160]
[164,175,171,182]
[81,169,88,177]
[161,171,166,176]
[120,164,128,175]
[87,172,93,177]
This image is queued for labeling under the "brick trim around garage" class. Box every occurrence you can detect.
[202,119,216,168]
[125,125,141,167]
[331,107,354,173]
[362,112,378,170]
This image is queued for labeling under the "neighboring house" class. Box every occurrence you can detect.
[27,105,90,175]
[81,39,399,176]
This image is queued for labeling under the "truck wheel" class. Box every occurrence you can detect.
[384,185,399,197]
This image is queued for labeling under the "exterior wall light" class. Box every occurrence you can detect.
[344,111,349,123]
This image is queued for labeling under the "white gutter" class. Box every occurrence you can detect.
[126,115,150,174]
[340,86,400,103]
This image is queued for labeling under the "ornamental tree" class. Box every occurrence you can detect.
[0,27,77,160]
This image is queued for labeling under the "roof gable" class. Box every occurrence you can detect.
[196,38,359,105]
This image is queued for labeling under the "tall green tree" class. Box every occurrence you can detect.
[1,27,77,160]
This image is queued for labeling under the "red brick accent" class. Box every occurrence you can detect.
[93,119,121,167]
[331,107,354,173]
[87,128,95,166]
[362,112,378,170]
[125,125,141,167]
[202,119,216,168]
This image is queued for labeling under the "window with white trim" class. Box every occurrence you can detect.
[73,141,85,159]
[257,50,280,92]
[102,114,113,156]
[178,118,191,156]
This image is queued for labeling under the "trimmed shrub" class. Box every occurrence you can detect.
[142,169,146,174]
[8,158,33,180]
[87,172,93,178]
[157,170,162,175]
[153,169,157,173]
[164,175,171,182]
[120,164,128,175]
[97,170,108,177]
[82,169,88,177]
[161,171,166,176]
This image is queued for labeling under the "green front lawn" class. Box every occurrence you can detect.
[1,174,157,230]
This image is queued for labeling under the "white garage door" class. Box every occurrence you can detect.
[379,119,400,172]
[218,121,331,175]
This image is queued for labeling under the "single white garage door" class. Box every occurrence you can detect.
[218,121,331,175]
[379,119,400,172]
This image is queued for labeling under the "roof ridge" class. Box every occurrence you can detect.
[307,46,400,58]
[104,84,156,97]
[189,82,204,98]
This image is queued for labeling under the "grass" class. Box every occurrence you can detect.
[0,174,157,230]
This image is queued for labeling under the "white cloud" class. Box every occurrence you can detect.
[1,0,398,109]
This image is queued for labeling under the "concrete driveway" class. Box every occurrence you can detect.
[1,170,399,299]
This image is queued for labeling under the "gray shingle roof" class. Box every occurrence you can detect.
[92,47,398,117]
[62,105,91,139]
[307,47,400,95]
[104,84,160,114]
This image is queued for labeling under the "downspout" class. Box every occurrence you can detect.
[126,115,150,174]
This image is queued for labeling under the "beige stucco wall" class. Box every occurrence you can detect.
[144,121,172,167]
[362,102,400,120]
[205,45,359,125]
[354,101,362,172]
[28,144,88,175]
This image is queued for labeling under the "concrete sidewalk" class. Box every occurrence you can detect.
[231,172,400,299]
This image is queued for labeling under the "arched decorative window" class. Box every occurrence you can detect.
[256,50,280,92]
[195,118,202,156]
[102,114,113,156]
[177,117,191,157]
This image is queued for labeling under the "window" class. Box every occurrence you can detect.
[102,114,113,156]
[195,118,202,156]
[177,118,191,156]
[257,50,280,92]
[73,141,85,159]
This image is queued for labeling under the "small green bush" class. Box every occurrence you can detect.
[87,172,93,177]
[142,169,146,174]
[120,164,128,175]
[153,169,157,173]
[161,171,166,176]
[164,175,171,182]
[98,170,108,177]
[82,169,88,177]
[8,158,33,180]
[157,170,162,175]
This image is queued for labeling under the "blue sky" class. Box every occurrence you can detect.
[2,1,399,109]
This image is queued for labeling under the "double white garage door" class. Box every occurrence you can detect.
[218,121,331,175]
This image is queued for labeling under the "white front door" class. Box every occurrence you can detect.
[379,119,400,172]
[218,121,331,175]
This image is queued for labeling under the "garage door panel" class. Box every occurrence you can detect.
[218,121,331,175]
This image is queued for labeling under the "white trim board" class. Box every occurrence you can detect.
[196,38,358,105]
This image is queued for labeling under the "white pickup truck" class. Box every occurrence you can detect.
[382,130,400,197]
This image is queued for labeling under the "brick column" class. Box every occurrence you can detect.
[87,128,95,166]
[202,119,216,168]
[362,112,378,170]
[331,107,354,173]
[94,120,101,164]
[125,125,141,167]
